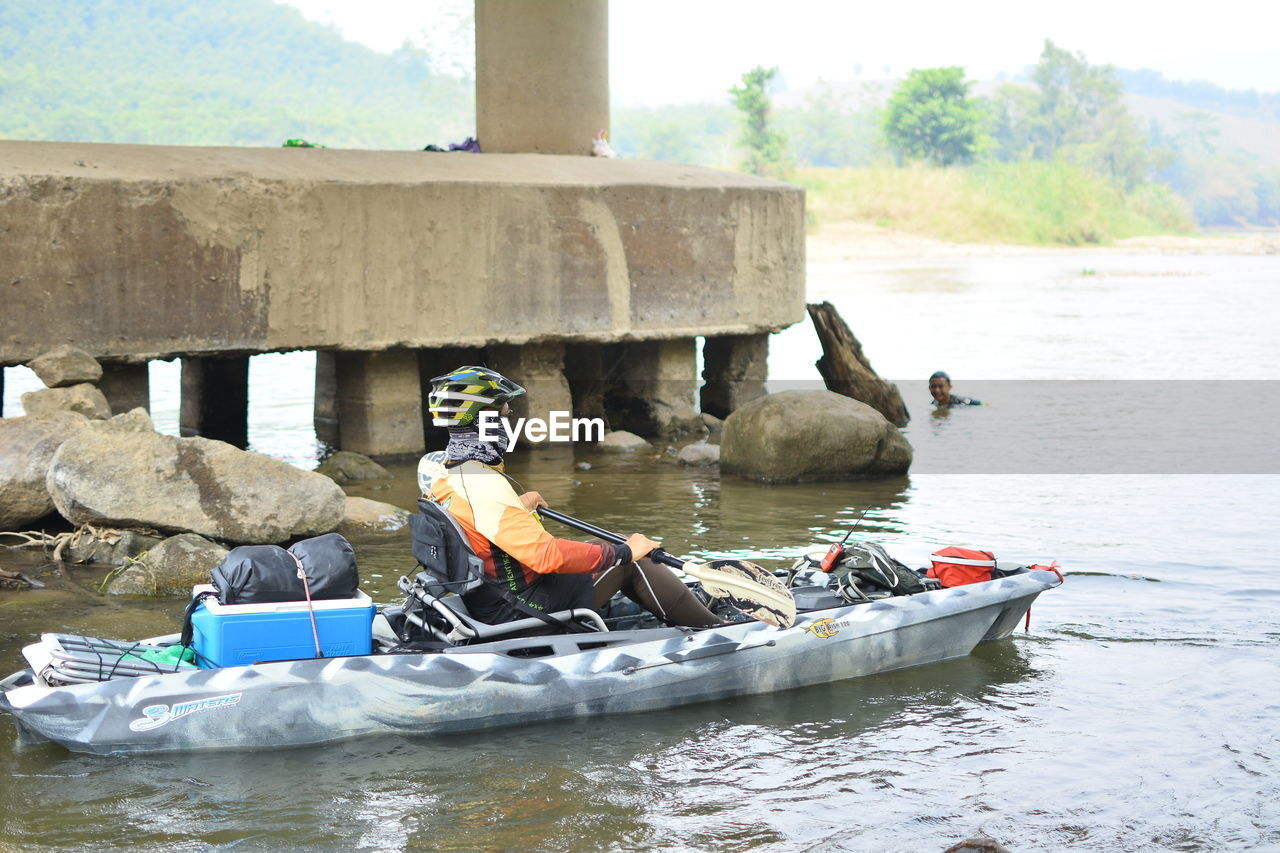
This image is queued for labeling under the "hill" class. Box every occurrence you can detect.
[0,0,473,149]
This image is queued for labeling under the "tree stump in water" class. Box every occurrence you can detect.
[806,301,910,427]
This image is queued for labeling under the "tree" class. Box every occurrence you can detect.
[729,65,792,179]
[882,67,983,167]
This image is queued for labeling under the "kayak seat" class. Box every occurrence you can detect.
[395,575,607,645]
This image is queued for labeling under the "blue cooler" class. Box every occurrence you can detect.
[189,584,375,668]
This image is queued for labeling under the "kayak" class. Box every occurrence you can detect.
[0,567,1061,755]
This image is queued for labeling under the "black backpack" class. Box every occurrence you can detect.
[832,541,926,598]
[409,498,485,596]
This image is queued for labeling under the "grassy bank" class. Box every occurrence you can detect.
[798,162,1196,245]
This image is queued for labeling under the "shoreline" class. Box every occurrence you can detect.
[807,221,1280,260]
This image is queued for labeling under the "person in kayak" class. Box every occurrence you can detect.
[929,371,981,407]
[424,365,722,629]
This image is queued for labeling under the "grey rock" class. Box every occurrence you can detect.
[27,345,103,388]
[106,533,229,596]
[315,451,392,483]
[65,529,164,565]
[599,430,651,451]
[91,407,155,434]
[21,383,111,420]
[47,430,346,544]
[574,461,592,471]
[677,443,721,466]
[721,390,912,483]
[701,412,725,433]
[337,496,411,538]
[0,412,90,528]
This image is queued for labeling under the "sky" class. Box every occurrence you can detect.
[283,0,1280,104]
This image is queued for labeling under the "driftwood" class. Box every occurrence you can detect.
[806,301,910,427]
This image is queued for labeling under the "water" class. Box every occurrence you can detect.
[3,250,1279,852]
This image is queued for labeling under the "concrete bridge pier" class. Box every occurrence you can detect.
[98,360,151,414]
[180,355,249,446]
[313,351,339,447]
[701,334,769,419]
[333,350,425,459]
[607,339,700,437]
[486,342,574,447]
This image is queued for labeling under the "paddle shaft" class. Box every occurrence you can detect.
[537,507,685,570]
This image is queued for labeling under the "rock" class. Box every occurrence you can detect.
[337,496,411,537]
[64,529,164,565]
[27,345,103,388]
[721,390,912,483]
[90,407,155,434]
[315,451,392,484]
[807,301,910,427]
[21,383,111,420]
[701,412,724,433]
[574,461,592,471]
[47,430,346,544]
[599,430,651,451]
[106,533,229,596]
[942,838,1012,853]
[0,412,90,528]
[677,443,721,466]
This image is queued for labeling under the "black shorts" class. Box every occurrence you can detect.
[463,572,594,624]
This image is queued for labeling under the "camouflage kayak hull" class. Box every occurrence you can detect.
[1,571,1060,755]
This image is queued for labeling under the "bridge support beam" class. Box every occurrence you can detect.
[701,334,769,419]
[334,350,425,459]
[99,360,151,414]
[475,0,609,155]
[180,355,249,447]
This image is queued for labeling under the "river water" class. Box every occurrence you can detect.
[2,249,1278,852]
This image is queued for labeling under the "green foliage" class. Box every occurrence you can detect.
[799,161,1194,245]
[779,81,888,167]
[0,0,474,149]
[612,103,736,165]
[882,67,984,167]
[729,66,792,179]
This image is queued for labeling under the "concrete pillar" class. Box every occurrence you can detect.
[564,342,609,422]
[475,0,609,155]
[98,359,151,414]
[334,350,425,458]
[701,334,769,419]
[0,367,5,417]
[180,355,249,447]
[610,339,701,437]
[313,351,339,447]
[486,342,573,448]
[417,347,487,448]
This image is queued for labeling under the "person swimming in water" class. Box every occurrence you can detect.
[929,371,980,407]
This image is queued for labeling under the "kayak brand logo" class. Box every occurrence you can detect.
[802,618,844,639]
[129,692,243,732]
[478,410,605,451]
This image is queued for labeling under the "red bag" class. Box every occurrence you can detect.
[927,546,996,587]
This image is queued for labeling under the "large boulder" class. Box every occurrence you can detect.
[316,451,392,484]
[677,443,721,466]
[64,529,164,565]
[47,430,345,543]
[337,496,411,537]
[27,345,103,388]
[599,430,651,451]
[720,390,912,483]
[21,383,111,419]
[0,412,90,528]
[105,533,229,596]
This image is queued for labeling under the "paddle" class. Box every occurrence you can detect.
[537,507,797,629]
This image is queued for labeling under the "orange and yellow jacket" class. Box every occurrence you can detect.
[429,459,623,596]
